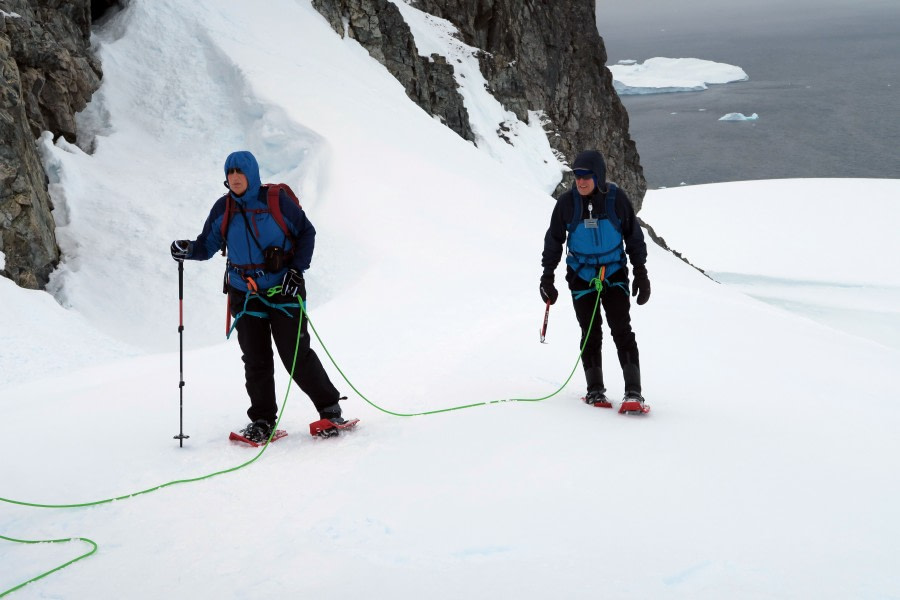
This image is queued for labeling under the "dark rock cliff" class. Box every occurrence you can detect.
[312,0,475,143]
[2,0,645,288]
[312,0,646,207]
[0,0,103,288]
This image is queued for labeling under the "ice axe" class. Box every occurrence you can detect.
[539,300,551,343]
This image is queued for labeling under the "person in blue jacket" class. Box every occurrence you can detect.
[171,150,345,442]
[540,150,651,407]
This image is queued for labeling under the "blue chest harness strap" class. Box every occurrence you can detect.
[567,184,626,283]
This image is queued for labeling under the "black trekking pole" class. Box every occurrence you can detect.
[174,260,190,447]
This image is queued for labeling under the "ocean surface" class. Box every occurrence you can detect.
[596,0,900,189]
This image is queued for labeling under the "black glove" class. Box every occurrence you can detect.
[170,240,192,262]
[282,268,305,297]
[631,264,651,305]
[539,275,558,305]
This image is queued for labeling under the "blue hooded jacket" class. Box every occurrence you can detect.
[185,151,316,292]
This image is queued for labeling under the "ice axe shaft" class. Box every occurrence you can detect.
[539,300,551,343]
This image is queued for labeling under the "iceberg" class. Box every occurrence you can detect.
[610,57,748,95]
[719,112,759,121]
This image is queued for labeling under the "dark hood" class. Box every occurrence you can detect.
[571,150,607,190]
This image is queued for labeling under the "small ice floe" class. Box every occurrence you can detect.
[718,112,759,121]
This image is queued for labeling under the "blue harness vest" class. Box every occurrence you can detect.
[565,184,626,283]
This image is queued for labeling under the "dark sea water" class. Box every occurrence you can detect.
[595,0,900,188]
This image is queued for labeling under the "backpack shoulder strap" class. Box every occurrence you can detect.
[219,193,234,255]
[264,184,301,238]
[604,183,621,233]
[567,192,582,233]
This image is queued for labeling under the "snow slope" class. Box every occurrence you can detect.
[2,1,898,598]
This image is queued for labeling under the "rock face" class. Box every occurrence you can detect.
[312,0,646,207]
[0,0,102,288]
[312,0,475,142]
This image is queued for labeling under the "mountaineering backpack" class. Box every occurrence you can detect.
[565,183,627,282]
[220,183,302,334]
[219,183,302,257]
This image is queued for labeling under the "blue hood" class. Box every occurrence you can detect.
[224,150,262,203]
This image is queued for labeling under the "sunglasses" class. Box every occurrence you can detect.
[227,167,243,175]
[573,171,594,181]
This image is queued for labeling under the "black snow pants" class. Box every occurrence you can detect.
[568,267,641,395]
[229,287,341,423]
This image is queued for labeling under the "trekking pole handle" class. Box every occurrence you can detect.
[178,261,184,332]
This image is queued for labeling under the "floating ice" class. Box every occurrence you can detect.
[719,112,759,121]
[610,57,748,95]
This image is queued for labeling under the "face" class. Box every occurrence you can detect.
[574,171,596,195]
[227,168,248,196]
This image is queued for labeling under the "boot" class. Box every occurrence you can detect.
[584,366,605,393]
[583,366,611,406]
[622,362,641,396]
[318,401,345,425]
[240,419,275,443]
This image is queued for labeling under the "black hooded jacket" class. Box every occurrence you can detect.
[541,150,647,283]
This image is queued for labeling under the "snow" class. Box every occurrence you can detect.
[719,112,759,121]
[610,57,749,94]
[639,178,900,351]
[2,0,898,598]
[1,10,22,19]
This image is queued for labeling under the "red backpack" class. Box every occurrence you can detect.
[219,183,301,256]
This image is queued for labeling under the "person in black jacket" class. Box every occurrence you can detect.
[540,150,651,406]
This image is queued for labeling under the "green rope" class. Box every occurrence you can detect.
[0,535,98,598]
[0,293,306,595]
[1,277,604,595]
[297,275,605,416]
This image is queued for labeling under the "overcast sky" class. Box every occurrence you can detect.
[595,0,895,31]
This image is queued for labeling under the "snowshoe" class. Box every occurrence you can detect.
[309,417,360,438]
[619,393,650,415]
[229,421,287,447]
[583,390,613,408]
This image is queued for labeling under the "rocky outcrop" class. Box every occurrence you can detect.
[0,0,102,288]
[312,0,474,142]
[312,0,646,208]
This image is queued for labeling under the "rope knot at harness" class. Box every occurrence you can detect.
[572,265,607,301]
